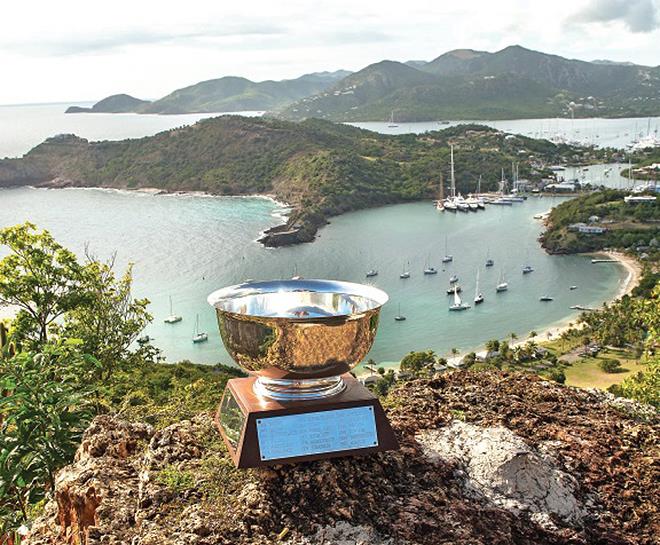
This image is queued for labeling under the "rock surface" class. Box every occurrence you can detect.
[25,371,659,545]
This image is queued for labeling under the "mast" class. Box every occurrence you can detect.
[477,175,481,195]
[439,173,444,200]
[169,296,173,315]
[450,145,456,198]
[475,270,480,300]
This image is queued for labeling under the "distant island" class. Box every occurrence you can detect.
[65,71,351,115]
[0,116,613,247]
[66,45,660,120]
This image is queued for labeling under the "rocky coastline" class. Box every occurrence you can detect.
[24,371,658,545]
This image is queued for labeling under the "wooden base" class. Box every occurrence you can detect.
[215,374,398,468]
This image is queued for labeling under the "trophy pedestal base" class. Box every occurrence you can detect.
[215,374,398,468]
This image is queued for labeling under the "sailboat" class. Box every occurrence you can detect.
[496,270,508,292]
[388,110,398,128]
[423,256,438,275]
[449,285,470,311]
[522,250,534,274]
[446,284,462,294]
[474,270,484,305]
[435,173,445,211]
[164,296,182,324]
[442,235,453,262]
[485,249,494,268]
[394,303,407,321]
[400,260,411,279]
[192,314,208,343]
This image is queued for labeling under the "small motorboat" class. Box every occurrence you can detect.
[449,274,459,283]
[522,265,534,274]
[424,267,438,275]
[486,259,494,267]
[539,296,554,302]
[137,335,151,345]
[366,269,378,277]
[569,285,578,290]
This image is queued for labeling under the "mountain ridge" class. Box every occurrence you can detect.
[281,45,660,121]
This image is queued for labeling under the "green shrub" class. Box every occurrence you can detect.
[598,358,622,373]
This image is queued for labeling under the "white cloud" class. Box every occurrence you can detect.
[0,0,657,104]
[569,0,659,33]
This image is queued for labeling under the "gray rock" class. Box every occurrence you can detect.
[416,420,585,527]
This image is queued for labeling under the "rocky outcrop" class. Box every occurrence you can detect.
[25,371,659,545]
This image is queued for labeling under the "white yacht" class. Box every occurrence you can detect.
[442,235,453,263]
[496,271,509,292]
[474,270,484,305]
[192,314,208,343]
[164,296,182,324]
[394,303,407,321]
[449,285,471,311]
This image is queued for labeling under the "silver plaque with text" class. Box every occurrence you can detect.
[256,406,378,461]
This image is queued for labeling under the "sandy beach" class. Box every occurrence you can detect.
[357,250,643,375]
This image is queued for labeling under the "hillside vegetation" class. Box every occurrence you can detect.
[281,45,660,121]
[541,190,660,255]
[0,116,600,245]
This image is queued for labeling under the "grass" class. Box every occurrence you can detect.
[564,348,646,390]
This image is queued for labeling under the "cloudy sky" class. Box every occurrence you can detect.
[1,0,658,105]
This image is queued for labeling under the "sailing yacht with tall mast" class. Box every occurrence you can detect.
[442,235,453,263]
[388,110,398,128]
[449,285,470,311]
[496,270,509,292]
[435,173,445,211]
[164,296,182,324]
[192,314,208,343]
[474,270,484,305]
[400,260,411,279]
[394,303,407,321]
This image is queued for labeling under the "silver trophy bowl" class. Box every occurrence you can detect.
[208,279,388,400]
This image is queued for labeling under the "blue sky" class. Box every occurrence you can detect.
[0,0,658,104]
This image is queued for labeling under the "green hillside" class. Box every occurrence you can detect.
[281,45,660,121]
[0,116,599,245]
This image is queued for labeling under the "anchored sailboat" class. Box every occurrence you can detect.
[388,110,398,128]
[442,235,453,263]
[474,270,484,305]
[192,314,208,343]
[449,285,470,311]
[400,260,411,279]
[164,295,182,324]
[423,256,438,275]
[394,303,407,321]
[496,270,508,292]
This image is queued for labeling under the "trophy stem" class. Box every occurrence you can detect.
[253,375,346,400]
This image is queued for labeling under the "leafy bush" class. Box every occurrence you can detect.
[598,358,622,373]
[0,340,95,534]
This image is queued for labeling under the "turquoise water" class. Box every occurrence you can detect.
[0,187,626,365]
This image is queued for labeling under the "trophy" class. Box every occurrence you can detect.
[208,279,398,468]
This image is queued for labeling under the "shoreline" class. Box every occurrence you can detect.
[357,250,643,377]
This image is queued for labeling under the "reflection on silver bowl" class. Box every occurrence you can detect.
[208,279,388,400]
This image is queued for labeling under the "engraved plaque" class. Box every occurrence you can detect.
[256,406,378,461]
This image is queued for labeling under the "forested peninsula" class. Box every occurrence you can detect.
[0,116,603,246]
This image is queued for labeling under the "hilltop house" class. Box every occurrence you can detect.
[568,222,607,234]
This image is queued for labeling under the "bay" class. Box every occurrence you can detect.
[0,187,626,366]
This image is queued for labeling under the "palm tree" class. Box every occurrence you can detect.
[509,332,518,343]
[529,330,537,339]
